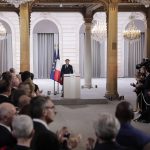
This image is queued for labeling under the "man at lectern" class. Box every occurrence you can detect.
[60,59,73,97]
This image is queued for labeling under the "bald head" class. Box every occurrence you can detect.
[0,103,16,126]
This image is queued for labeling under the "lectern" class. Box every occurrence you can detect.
[64,74,80,99]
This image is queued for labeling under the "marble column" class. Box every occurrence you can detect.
[19,3,30,71]
[105,1,119,99]
[147,9,150,59]
[84,22,92,88]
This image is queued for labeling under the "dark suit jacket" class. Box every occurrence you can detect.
[116,123,150,150]
[61,64,73,77]
[31,121,60,150]
[0,94,12,104]
[0,125,16,149]
[94,141,128,150]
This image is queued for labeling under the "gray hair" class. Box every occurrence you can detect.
[94,113,120,141]
[12,115,33,139]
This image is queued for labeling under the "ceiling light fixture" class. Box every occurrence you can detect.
[129,0,150,7]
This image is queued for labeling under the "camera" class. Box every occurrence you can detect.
[136,58,150,69]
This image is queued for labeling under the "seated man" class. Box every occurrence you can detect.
[115,101,150,150]
[29,96,60,150]
[12,115,34,150]
[0,103,17,149]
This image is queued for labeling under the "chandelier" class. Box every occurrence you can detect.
[91,20,107,43]
[3,0,33,7]
[129,0,150,7]
[123,14,141,40]
[0,23,6,40]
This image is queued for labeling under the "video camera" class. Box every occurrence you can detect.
[136,58,150,69]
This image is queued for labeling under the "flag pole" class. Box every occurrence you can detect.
[54,80,56,95]
[57,82,59,94]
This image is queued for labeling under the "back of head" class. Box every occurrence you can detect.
[9,68,16,73]
[21,71,31,82]
[30,73,34,80]
[94,113,120,142]
[115,101,134,123]
[0,79,11,94]
[29,96,49,119]
[11,89,26,106]
[2,71,12,82]
[12,115,33,139]
[0,103,16,125]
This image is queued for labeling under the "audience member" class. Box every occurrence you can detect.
[18,80,36,97]
[29,96,60,150]
[21,71,31,82]
[1,71,12,83]
[11,89,31,111]
[115,101,150,150]
[12,115,34,150]
[0,103,17,149]
[86,113,127,150]
[9,68,16,74]
[0,80,12,104]
[30,73,42,96]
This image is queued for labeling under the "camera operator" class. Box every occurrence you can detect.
[130,66,146,111]
[135,61,150,123]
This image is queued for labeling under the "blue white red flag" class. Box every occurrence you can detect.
[54,49,62,84]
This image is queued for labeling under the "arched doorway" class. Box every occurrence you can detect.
[124,19,145,77]
[33,20,59,78]
[79,12,107,78]
[0,21,12,73]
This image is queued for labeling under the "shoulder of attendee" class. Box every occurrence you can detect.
[143,142,150,150]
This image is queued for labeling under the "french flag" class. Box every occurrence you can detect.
[54,49,62,84]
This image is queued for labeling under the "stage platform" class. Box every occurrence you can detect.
[34,78,136,105]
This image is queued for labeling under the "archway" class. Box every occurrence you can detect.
[124,19,145,77]
[0,20,13,73]
[32,20,59,78]
[79,12,107,78]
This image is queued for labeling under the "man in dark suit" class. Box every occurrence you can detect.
[116,101,150,150]
[61,59,73,76]
[61,59,73,97]
[30,96,60,150]
[0,103,17,149]
[0,80,12,104]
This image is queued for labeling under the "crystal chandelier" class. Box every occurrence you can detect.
[0,22,6,40]
[123,14,141,40]
[129,0,150,7]
[91,20,107,43]
[3,0,33,7]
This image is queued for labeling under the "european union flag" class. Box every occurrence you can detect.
[50,49,57,80]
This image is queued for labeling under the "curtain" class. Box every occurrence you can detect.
[0,34,13,74]
[92,40,106,78]
[124,32,145,77]
[33,33,55,79]
[79,33,106,78]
